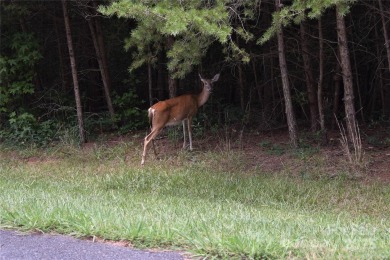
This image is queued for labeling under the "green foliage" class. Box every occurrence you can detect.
[0,112,59,146]
[0,30,45,145]
[83,112,117,136]
[112,89,147,132]
[0,33,42,113]
[99,0,234,78]
[258,0,357,44]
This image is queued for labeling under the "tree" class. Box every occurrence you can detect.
[62,0,86,144]
[259,0,359,139]
[317,18,326,137]
[300,21,319,132]
[377,0,390,72]
[0,33,41,116]
[87,1,115,121]
[2,0,390,147]
[336,3,357,142]
[99,1,233,80]
[0,3,42,128]
[274,0,298,147]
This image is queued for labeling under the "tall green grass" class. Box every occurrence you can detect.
[0,144,389,259]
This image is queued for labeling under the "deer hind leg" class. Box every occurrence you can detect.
[141,127,162,165]
[151,139,157,157]
[187,118,193,151]
[182,119,188,149]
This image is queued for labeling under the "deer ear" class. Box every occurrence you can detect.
[212,73,220,82]
[199,74,207,83]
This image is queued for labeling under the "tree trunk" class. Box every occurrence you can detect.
[377,0,390,117]
[92,0,112,94]
[300,22,319,131]
[148,63,153,106]
[331,64,342,130]
[53,16,68,92]
[167,36,177,98]
[62,0,86,144]
[275,0,298,147]
[351,36,364,123]
[238,63,245,111]
[251,56,262,108]
[375,23,386,116]
[157,57,164,100]
[378,0,390,72]
[336,4,357,142]
[317,18,327,141]
[92,0,115,117]
[87,16,115,121]
[168,76,177,98]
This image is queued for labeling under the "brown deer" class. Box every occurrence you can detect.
[141,73,220,165]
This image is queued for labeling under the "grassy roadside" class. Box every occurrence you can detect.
[0,142,389,259]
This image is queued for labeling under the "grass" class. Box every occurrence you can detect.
[0,141,389,259]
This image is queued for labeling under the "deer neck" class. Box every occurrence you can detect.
[197,87,211,107]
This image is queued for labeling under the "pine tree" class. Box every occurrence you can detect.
[99,0,233,79]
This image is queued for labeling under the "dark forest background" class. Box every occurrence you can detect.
[1,0,389,147]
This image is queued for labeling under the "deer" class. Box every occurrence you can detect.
[141,73,220,165]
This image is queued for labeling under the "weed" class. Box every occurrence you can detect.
[335,117,367,176]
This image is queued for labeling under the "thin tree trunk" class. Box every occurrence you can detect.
[351,38,364,123]
[378,0,390,72]
[275,0,298,147]
[336,4,357,142]
[167,36,177,98]
[251,57,262,107]
[270,54,275,119]
[62,0,86,144]
[375,23,386,116]
[317,18,326,139]
[93,0,117,119]
[300,22,319,131]
[157,56,164,100]
[148,63,153,106]
[168,76,177,98]
[331,64,342,130]
[88,17,115,121]
[377,0,390,117]
[238,63,245,111]
[53,16,68,92]
[92,0,112,94]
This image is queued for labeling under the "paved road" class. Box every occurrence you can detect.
[0,230,184,260]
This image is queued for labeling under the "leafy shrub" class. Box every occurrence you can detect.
[0,112,59,146]
[112,89,147,133]
[0,32,42,113]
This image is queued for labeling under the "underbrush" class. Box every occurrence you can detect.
[0,141,389,259]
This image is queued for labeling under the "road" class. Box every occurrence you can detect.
[0,230,184,260]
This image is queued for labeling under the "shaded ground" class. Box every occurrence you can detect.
[18,126,390,183]
[134,127,390,183]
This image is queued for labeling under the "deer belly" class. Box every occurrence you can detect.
[166,118,184,126]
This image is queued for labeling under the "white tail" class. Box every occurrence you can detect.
[141,73,220,165]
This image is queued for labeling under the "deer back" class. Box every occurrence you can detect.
[149,94,198,127]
